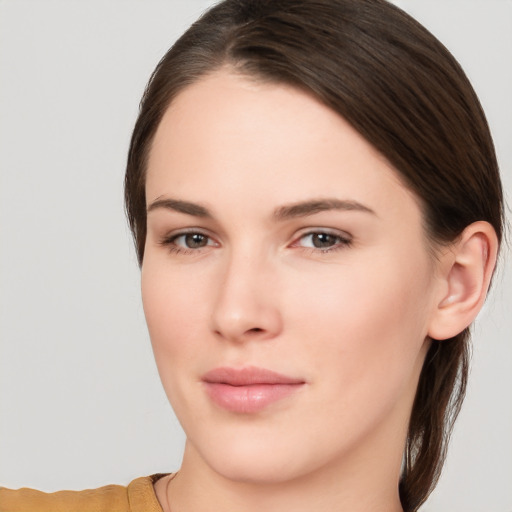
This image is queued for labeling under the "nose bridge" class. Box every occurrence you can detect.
[211,243,281,342]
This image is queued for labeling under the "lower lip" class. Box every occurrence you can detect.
[203,382,304,413]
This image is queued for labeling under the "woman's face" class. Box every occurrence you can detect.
[142,70,443,484]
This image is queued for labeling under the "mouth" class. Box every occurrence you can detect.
[201,366,306,413]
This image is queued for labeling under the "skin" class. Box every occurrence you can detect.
[141,70,496,512]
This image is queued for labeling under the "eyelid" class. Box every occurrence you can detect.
[174,233,217,247]
[157,226,352,255]
[159,227,220,253]
[289,227,353,251]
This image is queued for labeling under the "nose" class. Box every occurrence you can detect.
[210,250,283,343]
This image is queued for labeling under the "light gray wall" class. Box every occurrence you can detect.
[0,2,510,511]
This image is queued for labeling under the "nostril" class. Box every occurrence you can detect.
[248,327,263,333]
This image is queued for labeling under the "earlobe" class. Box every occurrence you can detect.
[428,221,498,341]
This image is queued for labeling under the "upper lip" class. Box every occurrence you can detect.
[202,366,305,386]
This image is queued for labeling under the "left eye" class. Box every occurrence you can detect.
[296,231,351,250]
[172,232,213,249]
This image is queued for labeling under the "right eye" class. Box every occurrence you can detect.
[173,233,211,249]
[160,231,218,254]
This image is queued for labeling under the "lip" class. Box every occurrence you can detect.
[202,366,305,413]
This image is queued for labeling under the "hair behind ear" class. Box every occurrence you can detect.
[400,333,469,511]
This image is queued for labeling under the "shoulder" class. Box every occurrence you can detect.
[0,475,166,512]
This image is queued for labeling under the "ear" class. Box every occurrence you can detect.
[427,221,499,341]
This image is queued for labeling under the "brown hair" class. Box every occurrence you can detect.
[125,1,504,510]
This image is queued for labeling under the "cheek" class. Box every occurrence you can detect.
[290,255,429,335]
[141,258,209,366]
[285,250,432,396]
[140,258,215,427]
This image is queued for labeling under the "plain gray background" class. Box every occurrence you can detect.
[0,1,510,511]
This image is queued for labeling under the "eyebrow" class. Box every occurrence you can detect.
[146,197,376,220]
[273,198,376,220]
[147,198,212,218]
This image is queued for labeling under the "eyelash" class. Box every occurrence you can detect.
[159,229,353,255]
[159,230,216,255]
[292,230,353,253]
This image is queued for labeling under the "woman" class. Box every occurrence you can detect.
[0,1,506,511]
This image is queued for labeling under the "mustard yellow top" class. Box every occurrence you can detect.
[0,475,166,512]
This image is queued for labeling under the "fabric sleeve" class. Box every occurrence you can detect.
[0,483,130,512]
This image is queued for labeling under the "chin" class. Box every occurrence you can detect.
[210,456,305,485]
[189,429,315,485]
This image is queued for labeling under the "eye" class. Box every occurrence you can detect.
[159,230,218,254]
[174,232,211,249]
[293,230,352,252]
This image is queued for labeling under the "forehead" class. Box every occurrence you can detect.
[146,70,419,223]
